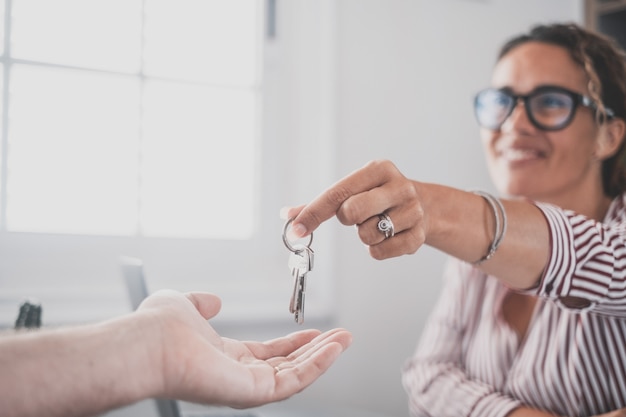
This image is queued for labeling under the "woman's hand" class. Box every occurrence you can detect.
[284,159,550,289]
[284,159,427,260]
[137,290,352,408]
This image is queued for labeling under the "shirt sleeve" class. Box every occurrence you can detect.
[402,259,521,417]
[534,199,626,316]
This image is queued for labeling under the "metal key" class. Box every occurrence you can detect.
[288,245,314,324]
[283,218,314,324]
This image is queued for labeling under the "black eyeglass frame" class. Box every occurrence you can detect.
[473,85,615,131]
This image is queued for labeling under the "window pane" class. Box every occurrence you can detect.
[144,0,259,85]
[141,80,257,239]
[7,65,140,234]
[11,0,142,72]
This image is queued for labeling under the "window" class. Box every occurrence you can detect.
[0,0,337,326]
[6,0,257,238]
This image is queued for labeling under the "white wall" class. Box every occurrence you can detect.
[275,1,583,416]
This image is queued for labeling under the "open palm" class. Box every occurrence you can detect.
[137,290,352,408]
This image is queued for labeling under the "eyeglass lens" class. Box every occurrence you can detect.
[475,89,576,130]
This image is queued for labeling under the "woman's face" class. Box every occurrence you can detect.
[481,41,605,207]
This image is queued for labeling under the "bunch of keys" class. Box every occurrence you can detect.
[282,218,314,324]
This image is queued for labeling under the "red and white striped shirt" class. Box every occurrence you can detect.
[402,195,626,417]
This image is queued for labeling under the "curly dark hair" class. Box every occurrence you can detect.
[498,23,626,197]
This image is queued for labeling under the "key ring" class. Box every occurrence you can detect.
[282,217,313,253]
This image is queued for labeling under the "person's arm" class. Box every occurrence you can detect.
[292,160,626,315]
[0,307,161,416]
[288,159,626,314]
[410,181,550,290]
[527,201,626,315]
[0,290,352,417]
[287,160,549,291]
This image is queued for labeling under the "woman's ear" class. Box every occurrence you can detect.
[596,118,626,160]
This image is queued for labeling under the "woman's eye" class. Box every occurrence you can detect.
[536,94,570,109]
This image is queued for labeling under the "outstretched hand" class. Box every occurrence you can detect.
[137,290,352,408]
[284,159,427,260]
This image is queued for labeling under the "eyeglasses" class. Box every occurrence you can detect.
[473,85,615,131]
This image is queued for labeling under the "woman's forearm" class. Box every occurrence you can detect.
[288,160,551,290]
[0,314,160,417]
[417,182,550,289]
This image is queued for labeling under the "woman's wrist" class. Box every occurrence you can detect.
[416,183,549,288]
[417,182,491,262]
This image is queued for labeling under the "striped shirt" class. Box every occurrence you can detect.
[402,194,626,417]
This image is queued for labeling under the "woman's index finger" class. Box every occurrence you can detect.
[291,160,395,237]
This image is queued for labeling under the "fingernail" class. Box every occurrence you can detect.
[279,207,290,220]
[291,223,307,238]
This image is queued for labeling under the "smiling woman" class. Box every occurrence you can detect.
[0,0,337,326]
[280,22,626,417]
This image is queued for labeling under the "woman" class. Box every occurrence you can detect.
[285,23,626,416]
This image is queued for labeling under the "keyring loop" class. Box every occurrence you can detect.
[283,217,313,253]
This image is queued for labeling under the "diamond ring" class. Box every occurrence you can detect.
[377,213,395,238]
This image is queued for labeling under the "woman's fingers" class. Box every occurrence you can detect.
[291,160,403,238]
[284,160,425,259]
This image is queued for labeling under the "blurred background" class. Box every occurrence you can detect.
[0,0,622,416]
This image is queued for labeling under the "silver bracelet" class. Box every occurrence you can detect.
[472,191,507,265]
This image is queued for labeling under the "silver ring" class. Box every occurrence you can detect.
[377,213,395,238]
[283,217,313,253]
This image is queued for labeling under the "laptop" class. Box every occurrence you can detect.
[119,257,260,417]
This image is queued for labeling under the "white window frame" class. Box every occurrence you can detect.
[0,0,338,327]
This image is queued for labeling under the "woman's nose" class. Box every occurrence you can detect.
[501,98,535,132]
